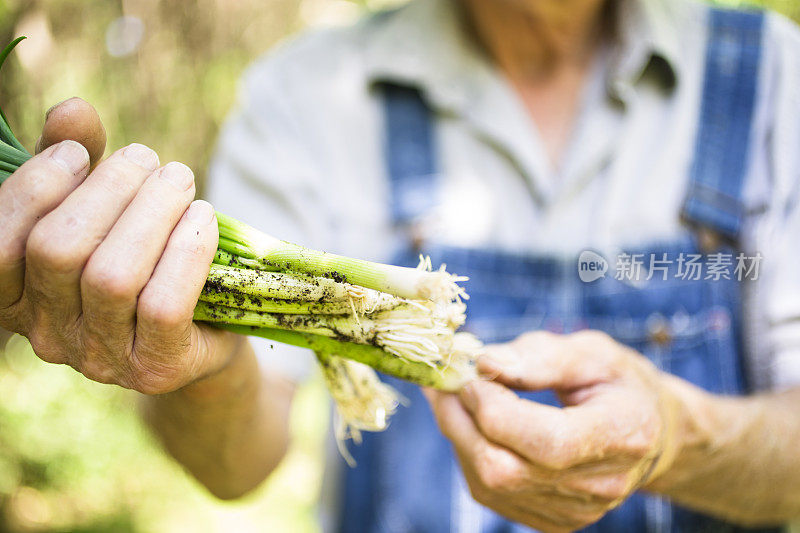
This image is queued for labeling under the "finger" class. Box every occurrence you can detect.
[479,330,617,392]
[459,380,611,469]
[36,98,107,168]
[425,388,531,489]
[425,388,490,462]
[426,391,602,531]
[131,201,219,387]
[0,141,90,315]
[459,380,565,466]
[24,144,160,323]
[81,162,195,349]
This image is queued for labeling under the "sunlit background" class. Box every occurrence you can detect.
[0,0,798,531]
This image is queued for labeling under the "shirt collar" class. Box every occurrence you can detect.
[362,0,486,113]
[362,0,687,109]
[609,0,685,101]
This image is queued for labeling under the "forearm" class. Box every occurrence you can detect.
[647,376,800,526]
[141,335,293,499]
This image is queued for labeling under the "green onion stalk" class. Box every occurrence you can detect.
[0,37,481,453]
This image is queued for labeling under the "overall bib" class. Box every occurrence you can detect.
[339,9,779,533]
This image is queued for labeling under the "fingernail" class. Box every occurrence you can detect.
[44,100,64,120]
[51,140,89,174]
[186,200,215,225]
[123,143,159,171]
[45,97,79,120]
[477,355,504,379]
[159,162,194,190]
[476,346,519,379]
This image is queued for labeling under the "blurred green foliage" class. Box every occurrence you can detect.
[0,0,797,532]
[1,335,329,533]
[715,0,800,19]
[0,0,401,197]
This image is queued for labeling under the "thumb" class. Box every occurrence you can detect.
[35,97,106,169]
[479,331,618,392]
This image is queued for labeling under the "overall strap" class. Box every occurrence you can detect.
[682,8,766,241]
[379,83,438,226]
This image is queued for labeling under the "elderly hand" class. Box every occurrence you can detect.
[0,98,239,394]
[425,330,685,532]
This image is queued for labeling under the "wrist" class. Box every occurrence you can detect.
[644,373,740,492]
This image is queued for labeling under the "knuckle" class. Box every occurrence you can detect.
[624,416,661,458]
[541,451,570,470]
[475,451,522,493]
[468,394,492,424]
[98,158,146,194]
[467,483,490,506]
[83,262,139,301]
[570,329,611,348]
[27,329,66,364]
[0,234,24,271]
[537,436,572,470]
[477,410,501,436]
[27,223,82,274]
[475,451,499,490]
[478,468,505,492]
[138,293,191,332]
[591,475,630,502]
[563,475,630,504]
[78,359,115,385]
[78,341,121,385]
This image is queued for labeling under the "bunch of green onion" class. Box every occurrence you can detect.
[0,38,480,461]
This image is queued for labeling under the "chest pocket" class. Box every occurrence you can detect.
[583,274,744,395]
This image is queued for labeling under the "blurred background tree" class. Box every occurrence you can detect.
[0,0,797,532]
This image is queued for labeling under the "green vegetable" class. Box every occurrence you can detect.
[0,37,480,454]
[0,38,32,185]
[216,212,469,301]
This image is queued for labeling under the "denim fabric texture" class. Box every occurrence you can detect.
[339,8,779,533]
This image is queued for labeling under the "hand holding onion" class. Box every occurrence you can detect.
[425,330,683,532]
[0,40,479,460]
[0,98,241,393]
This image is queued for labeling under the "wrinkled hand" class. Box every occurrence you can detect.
[0,98,238,394]
[425,330,683,532]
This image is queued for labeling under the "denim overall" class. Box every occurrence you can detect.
[339,9,778,533]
